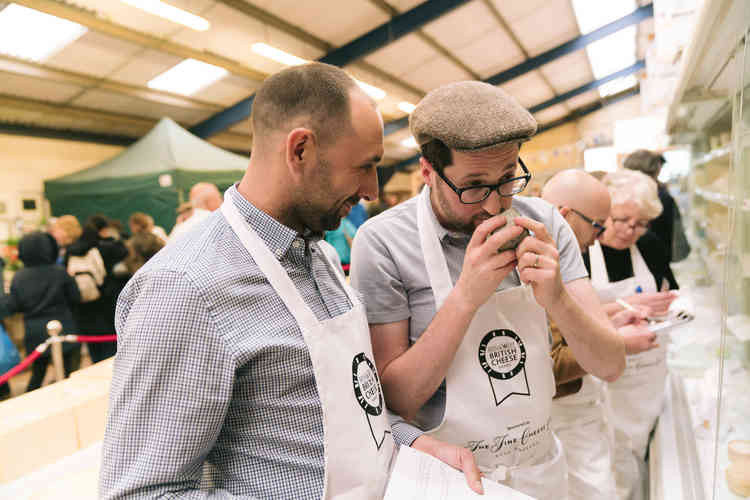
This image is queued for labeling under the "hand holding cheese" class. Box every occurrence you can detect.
[454,215,522,311]
[514,215,566,310]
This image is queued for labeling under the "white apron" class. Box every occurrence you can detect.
[222,199,395,500]
[417,188,567,500]
[589,240,665,500]
[551,374,617,500]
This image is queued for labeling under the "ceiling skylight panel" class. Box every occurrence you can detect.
[571,0,637,34]
[0,4,87,62]
[585,26,637,79]
[599,74,637,97]
[148,59,228,96]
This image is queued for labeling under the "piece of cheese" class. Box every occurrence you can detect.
[727,460,750,497]
[730,440,750,463]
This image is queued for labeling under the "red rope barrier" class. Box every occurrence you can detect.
[0,334,116,385]
[0,349,43,386]
[72,335,117,343]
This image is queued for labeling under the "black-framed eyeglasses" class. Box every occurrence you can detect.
[569,208,606,237]
[433,158,532,204]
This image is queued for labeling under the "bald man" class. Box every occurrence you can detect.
[169,182,223,241]
[542,170,656,500]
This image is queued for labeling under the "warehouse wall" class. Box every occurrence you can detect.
[0,134,123,240]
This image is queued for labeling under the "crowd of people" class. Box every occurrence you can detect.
[0,182,226,398]
[1,62,690,500]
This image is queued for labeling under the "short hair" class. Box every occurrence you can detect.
[420,139,454,173]
[53,215,82,242]
[251,62,360,146]
[623,149,665,177]
[602,169,663,219]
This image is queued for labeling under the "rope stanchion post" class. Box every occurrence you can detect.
[46,320,65,382]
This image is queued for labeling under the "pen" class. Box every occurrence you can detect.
[616,298,656,323]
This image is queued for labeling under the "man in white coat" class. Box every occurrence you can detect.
[542,169,659,500]
[351,82,626,500]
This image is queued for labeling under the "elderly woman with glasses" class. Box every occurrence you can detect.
[583,168,678,500]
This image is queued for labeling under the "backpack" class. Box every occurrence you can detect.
[67,247,106,302]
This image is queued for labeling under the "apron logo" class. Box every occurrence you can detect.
[352,352,391,450]
[478,329,531,406]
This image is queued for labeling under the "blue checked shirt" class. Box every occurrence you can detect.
[99,186,421,499]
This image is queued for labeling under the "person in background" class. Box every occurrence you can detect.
[128,212,168,244]
[345,200,368,229]
[49,215,82,265]
[324,216,357,273]
[123,232,164,276]
[351,81,624,500]
[100,62,481,499]
[542,169,659,500]
[67,215,128,363]
[624,149,690,262]
[169,183,223,241]
[175,201,194,225]
[583,168,678,500]
[0,232,81,391]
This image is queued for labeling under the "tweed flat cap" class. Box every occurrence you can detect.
[410,81,537,151]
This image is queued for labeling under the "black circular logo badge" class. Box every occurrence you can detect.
[478,329,526,380]
[352,353,383,416]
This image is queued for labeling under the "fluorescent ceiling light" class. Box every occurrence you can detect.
[148,59,228,96]
[119,0,210,31]
[571,0,636,35]
[599,74,637,97]
[0,4,87,62]
[398,102,416,114]
[585,26,637,80]
[356,79,386,100]
[250,42,387,100]
[251,42,308,66]
[400,137,418,149]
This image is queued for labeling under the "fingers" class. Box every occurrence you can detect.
[514,216,553,244]
[516,232,559,264]
[469,215,509,251]
[458,448,484,495]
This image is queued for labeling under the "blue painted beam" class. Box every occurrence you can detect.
[191,0,470,139]
[537,86,640,134]
[321,0,469,67]
[384,5,653,136]
[486,4,653,87]
[529,60,645,114]
[381,86,642,172]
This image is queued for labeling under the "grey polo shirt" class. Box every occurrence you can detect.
[350,188,588,430]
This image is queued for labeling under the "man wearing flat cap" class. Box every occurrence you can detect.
[350,81,625,499]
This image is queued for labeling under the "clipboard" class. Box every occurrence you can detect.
[647,310,694,333]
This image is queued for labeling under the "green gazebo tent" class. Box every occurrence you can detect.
[44,118,248,232]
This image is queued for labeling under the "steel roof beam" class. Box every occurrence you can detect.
[191,0,470,138]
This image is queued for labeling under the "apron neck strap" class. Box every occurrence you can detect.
[417,186,457,308]
[221,196,319,328]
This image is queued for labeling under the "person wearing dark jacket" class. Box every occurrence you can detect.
[0,231,81,391]
[66,215,128,363]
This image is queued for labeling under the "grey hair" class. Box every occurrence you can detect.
[602,169,663,219]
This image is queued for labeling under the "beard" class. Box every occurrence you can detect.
[295,154,358,233]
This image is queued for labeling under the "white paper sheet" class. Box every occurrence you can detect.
[383,445,536,500]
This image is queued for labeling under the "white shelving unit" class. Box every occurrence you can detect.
[662,0,750,499]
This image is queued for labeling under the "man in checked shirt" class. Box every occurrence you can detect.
[99,62,483,499]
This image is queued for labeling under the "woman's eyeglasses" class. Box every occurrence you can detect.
[611,217,650,233]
